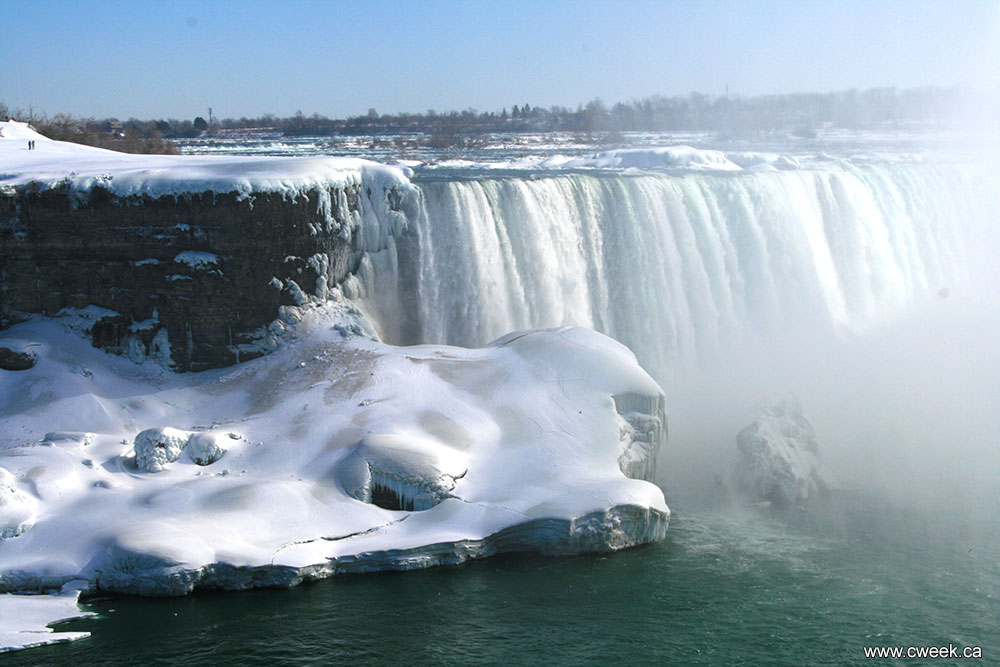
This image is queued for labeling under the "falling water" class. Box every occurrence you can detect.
[355,163,998,380]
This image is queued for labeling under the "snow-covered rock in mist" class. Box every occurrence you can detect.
[173,251,220,269]
[0,310,669,607]
[735,395,831,507]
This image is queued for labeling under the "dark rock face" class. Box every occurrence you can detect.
[0,183,406,371]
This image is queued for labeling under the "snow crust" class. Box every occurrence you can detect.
[0,307,668,611]
[0,120,411,199]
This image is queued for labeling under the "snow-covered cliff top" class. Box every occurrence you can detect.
[0,120,411,198]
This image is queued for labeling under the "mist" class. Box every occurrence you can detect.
[352,149,1000,525]
[664,283,1000,512]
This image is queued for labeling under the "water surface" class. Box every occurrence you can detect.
[15,493,997,665]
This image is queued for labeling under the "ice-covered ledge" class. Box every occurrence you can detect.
[0,309,668,603]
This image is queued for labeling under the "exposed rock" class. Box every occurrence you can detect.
[0,183,409,371]
[0,346,35,371]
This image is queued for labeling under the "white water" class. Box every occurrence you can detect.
[358,163,999,381]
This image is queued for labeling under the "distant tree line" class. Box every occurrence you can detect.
[208,87,984,142]
[204,87,978,146]
[2,86,991,154]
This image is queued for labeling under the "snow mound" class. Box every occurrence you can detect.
[185,432,230,466]
[133,427,191,472]
[735,395,832,507]
[132,428,232,471]
[0,311,668,605]
[338,433,467,511]
[0,119,47,143]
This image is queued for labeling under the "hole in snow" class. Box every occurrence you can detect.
[365,466,450,512]
[370,481,414,511]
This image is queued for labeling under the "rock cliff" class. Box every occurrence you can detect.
[0,182,408,370]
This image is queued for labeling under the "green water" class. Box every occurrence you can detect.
[12,493,998,666]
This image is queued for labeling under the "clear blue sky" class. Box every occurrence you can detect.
[2,0,998,120]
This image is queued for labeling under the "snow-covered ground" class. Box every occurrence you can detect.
[0,120,411,198]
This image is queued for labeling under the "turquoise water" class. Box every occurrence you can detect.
[13,493,998,665]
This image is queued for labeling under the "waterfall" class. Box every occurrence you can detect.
[353,163,999,378]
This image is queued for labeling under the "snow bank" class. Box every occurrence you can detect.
[0,308,668,620]
[0,120,412,199]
